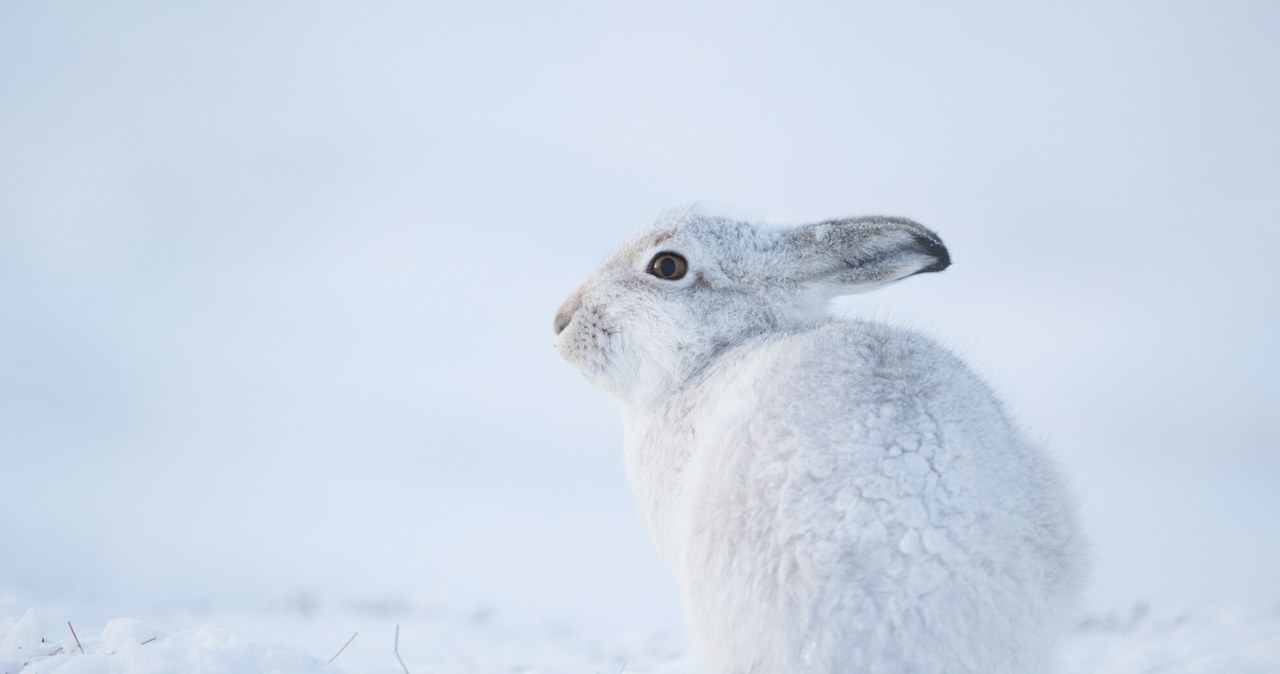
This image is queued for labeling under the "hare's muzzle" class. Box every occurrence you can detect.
[554,287,584,336]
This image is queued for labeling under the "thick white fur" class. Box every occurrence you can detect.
[554,213,1085,674]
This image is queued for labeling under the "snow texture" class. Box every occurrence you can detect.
[4,605,1279,674]
[2,609,328,674]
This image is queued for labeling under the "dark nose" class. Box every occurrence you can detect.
[554,312,571,335]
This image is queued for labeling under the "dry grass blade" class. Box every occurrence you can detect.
[140,637,157,645]
[327,632,358,664]
[394,624,410,674]
[67,622,84,654]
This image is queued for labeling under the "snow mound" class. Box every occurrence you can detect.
[1065,606,1280,674]
[1,609,337,674]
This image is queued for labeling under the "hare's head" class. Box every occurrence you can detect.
[554,212,949,405]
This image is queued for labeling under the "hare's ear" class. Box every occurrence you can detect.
[778,216,950,293]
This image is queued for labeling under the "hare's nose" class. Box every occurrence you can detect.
[554,311,572,336]
[553,288,584,336]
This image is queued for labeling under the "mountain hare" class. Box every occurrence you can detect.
[553,213,1085,673]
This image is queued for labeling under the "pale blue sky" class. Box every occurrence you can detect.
[2,1,1277,628]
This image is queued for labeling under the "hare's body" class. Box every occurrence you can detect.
[625,320,1080,673]
[555,213,1085,673]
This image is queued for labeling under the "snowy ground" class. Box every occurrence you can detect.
[4,597,1278,673]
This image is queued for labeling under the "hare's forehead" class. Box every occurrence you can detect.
[618,220,761,259]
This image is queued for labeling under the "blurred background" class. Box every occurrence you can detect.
[2,1,1277,635]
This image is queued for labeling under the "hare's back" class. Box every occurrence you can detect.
[689,318,1035,557]
[736,319,1056,522]
[681,320,1082,671]
[693,319,1077,598]
[737,319,1010,454]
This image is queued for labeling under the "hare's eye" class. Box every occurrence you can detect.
[648,252,688,281]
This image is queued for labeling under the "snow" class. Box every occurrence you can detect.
[0,602,693,674]
[1066,606,1280,674]
[4,602,1280,674]
[3,609,334,674]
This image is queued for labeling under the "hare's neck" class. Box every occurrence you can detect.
[622,399,699,564]
[619,338,765,562]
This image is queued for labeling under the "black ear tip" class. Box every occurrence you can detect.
[914,233,951,274]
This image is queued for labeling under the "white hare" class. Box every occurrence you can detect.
[554,212,1085,674]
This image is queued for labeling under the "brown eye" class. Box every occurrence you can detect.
[648,252,688,280]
